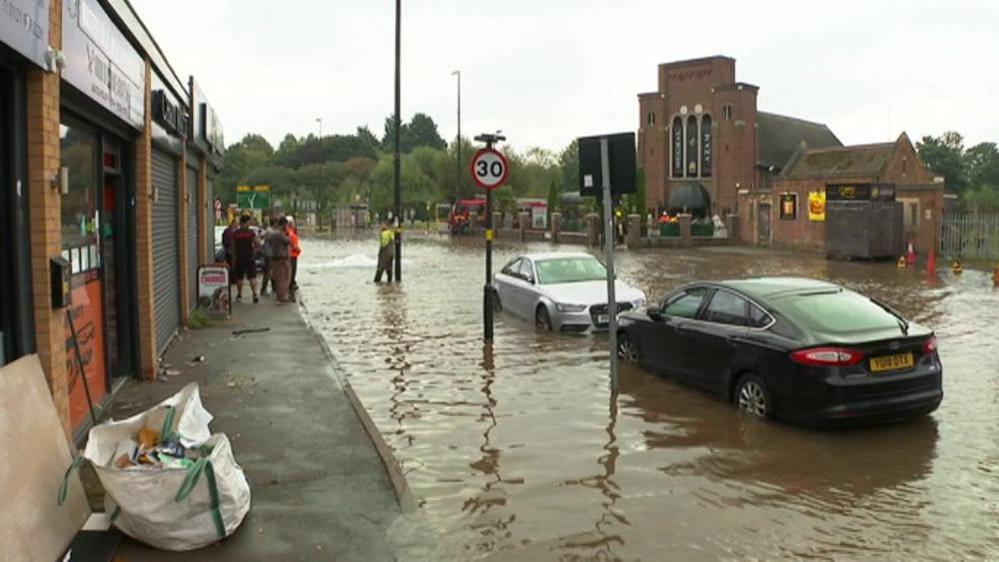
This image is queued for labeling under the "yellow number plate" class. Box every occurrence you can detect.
[869,352,914,373]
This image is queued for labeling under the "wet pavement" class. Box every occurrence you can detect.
[300,234,999,561]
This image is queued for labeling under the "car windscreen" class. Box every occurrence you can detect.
[535,258,606,285]
[777,290,902,334]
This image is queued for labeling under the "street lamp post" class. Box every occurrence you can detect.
[393,0,402,281]
[316,117,322,139]
[451,70,461,202]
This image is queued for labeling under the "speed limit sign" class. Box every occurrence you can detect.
[470,147,509,191]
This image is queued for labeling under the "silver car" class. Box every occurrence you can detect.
[493,252,647,333]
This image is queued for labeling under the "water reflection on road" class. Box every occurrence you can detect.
[299,234,999,561]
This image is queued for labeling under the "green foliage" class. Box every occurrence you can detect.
[559,140,580,193]
[916,132,967,192]
[917,132,999,209]
[188,308,210,329]
[218,113,582,219]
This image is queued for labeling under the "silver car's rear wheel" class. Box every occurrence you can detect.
[617,334,639,363]
[735,375,769,418]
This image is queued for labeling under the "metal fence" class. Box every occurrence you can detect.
[941,211,999,259]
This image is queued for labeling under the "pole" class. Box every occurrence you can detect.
[475,132,505,342]
[393,0,402,282]
[600,138,619,389]
[456,71,461,201]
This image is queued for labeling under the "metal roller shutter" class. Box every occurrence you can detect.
[187,166,199,311]
[205,177,215,261]
[152,149,181,353]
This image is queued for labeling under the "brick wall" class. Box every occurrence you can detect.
[26,0,67,432]
[133,61,157,379]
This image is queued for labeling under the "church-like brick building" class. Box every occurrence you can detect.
[637,55,943,254]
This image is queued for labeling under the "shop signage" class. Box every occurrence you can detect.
[808,191,826,222]
[779,192,797,220]
[197,265,230,319]
[202,102,224,154]
[62,0,145,129]
[826,183,896,202]
[151,89,187,137]
[0,0,49,69]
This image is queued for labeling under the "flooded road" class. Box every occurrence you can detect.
[299,234,999,561]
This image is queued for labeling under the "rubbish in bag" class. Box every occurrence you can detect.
[58,383,251,551]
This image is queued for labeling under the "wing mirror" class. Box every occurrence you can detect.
[647,308,663,321]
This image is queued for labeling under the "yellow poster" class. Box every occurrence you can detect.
[808,191,826,222]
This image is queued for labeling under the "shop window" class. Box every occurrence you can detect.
[60,123,100,274]
[685,115,698,177]
[671,117,683,178]
[701,115,713,177]
[723,105,733,120]
[779,192,797,220]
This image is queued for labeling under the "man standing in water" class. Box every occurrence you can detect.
[374,222,395,283]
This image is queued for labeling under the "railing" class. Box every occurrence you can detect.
[941,211,999,259]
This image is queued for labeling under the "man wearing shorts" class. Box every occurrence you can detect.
[231,214,260,302]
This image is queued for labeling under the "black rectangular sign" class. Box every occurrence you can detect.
[578,132,636,196]
[826,183,896,202]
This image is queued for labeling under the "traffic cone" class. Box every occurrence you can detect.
[926,248,936,274]
[905,241,917,265]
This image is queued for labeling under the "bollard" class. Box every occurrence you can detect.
[518,211,529,241]
[627,214,641,249]
[586,213,600,247]
[678,213,693,247]
[551,212,561,244]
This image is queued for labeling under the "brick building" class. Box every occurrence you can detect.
[0,0,225,439]
[637,55,942,254]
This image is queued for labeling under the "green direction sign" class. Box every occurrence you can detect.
[236,185,271,209]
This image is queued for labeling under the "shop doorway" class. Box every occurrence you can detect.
[0,62,30,368]
[60,116,136,428]
[757,203,772,245]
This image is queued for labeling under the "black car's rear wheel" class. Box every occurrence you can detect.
[617,334,640,363]
[735,374,770,418]
[535,305,552,331]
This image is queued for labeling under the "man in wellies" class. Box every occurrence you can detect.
[374,222,395,283]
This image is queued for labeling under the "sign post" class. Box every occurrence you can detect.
[578,132,637,391]
[471,134,509,342]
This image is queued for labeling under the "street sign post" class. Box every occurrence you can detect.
[471,136,508,343]
[577,132,637,391]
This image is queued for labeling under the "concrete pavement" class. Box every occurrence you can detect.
[107,294,413,561]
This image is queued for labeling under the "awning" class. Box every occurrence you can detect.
[666,183,711,214]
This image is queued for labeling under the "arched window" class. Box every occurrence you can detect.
[701,115,713,177]
[671,117,683,178]
[685,115,698,177]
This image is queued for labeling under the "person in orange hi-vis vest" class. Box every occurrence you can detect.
[287,216,302,302]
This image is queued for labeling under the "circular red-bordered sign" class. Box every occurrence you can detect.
[470,147,509,191]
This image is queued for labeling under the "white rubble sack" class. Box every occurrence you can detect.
[82,383,251,551]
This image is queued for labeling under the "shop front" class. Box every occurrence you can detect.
[60,0,146,430]
[0,0,49,367]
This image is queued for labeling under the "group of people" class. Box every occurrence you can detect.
[223,213,302,304]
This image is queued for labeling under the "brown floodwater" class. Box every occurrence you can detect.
[299,234,999,561]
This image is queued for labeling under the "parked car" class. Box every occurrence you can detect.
[616,277,942,426]
[494,252,646,333]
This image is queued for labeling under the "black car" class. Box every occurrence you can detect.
[616,277,942,426]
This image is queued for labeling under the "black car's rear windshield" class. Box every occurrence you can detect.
[776,290,902,334]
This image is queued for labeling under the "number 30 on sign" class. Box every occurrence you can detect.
[470,148,509,191]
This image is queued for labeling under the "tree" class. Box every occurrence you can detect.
[965,142,999,189]
[559,140,579,193]
[381,116,410,152]
[916,132,967,192]
[357,126,381,155]
[406,113,446,151]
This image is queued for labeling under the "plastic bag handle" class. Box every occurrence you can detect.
[175,457,226,538]
[57,457,85,506]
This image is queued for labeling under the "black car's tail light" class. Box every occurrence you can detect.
[790,347,864,367]
[922,336,938,355]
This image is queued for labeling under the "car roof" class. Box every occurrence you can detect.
[520,252,595,262]
[709,277,843,300]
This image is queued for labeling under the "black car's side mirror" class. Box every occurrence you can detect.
[647,308,663,321]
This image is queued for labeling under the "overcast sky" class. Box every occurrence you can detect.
[131,0,998,154]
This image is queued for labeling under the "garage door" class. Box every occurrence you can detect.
[187,166,199,311]
[152,149,181,353]
[205,177,215,261]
